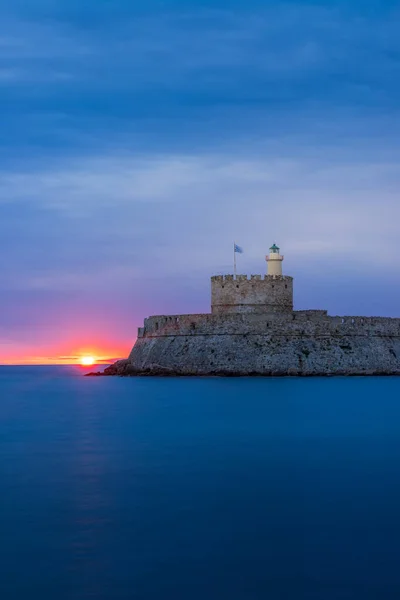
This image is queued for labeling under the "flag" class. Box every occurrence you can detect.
[234,244,243,254]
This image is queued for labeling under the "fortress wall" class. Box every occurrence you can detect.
[127,332,400,376]
[138,314,208,337]
[114,267,400,376]
[137,312,400,340]
[211,275,293,314]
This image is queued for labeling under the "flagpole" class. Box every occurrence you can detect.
[233,241,237,279]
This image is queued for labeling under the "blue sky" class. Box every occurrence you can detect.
[1,0,400,361]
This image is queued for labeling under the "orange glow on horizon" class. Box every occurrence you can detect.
[80,356,96,366]
[0,317,136,365]
[0,341,132,366]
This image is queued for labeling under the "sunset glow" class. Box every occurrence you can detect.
[80,356,96,366]
[0,340,131,366]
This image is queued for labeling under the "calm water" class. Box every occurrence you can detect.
[1,367,400,599]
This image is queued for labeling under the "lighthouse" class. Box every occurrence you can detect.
[266,243,284,276]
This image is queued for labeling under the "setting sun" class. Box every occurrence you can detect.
[80,356,96,366]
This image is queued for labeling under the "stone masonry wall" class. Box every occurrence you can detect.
[137,311,400,339]
[118,310,400,376]
[211,275,293,314]
[123,332,400,376]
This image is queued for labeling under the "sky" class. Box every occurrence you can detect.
[1,0,400,364]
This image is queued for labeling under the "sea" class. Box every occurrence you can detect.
[1,366,400,599]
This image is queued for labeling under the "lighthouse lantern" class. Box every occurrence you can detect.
[266,243,284,276]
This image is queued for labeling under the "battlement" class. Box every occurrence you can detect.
[211,274,293,314]
[211,274,292,283]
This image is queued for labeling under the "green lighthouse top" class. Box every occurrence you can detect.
[269,243,280,253]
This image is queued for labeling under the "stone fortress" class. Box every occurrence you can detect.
[104,243,400,376]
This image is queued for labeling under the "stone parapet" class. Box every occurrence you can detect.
[133,311,400,342]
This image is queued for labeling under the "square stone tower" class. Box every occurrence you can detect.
[211,243,293,314]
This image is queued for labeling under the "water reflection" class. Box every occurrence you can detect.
[69,388,110,599]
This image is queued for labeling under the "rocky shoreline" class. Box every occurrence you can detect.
[86,358,400,378]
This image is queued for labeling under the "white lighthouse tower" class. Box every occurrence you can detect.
[266,243,284,276]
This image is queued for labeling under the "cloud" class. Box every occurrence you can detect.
[0,3,399,162]
[1,146,399,297]
[1,4,399,96]
[0,1,398,181]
